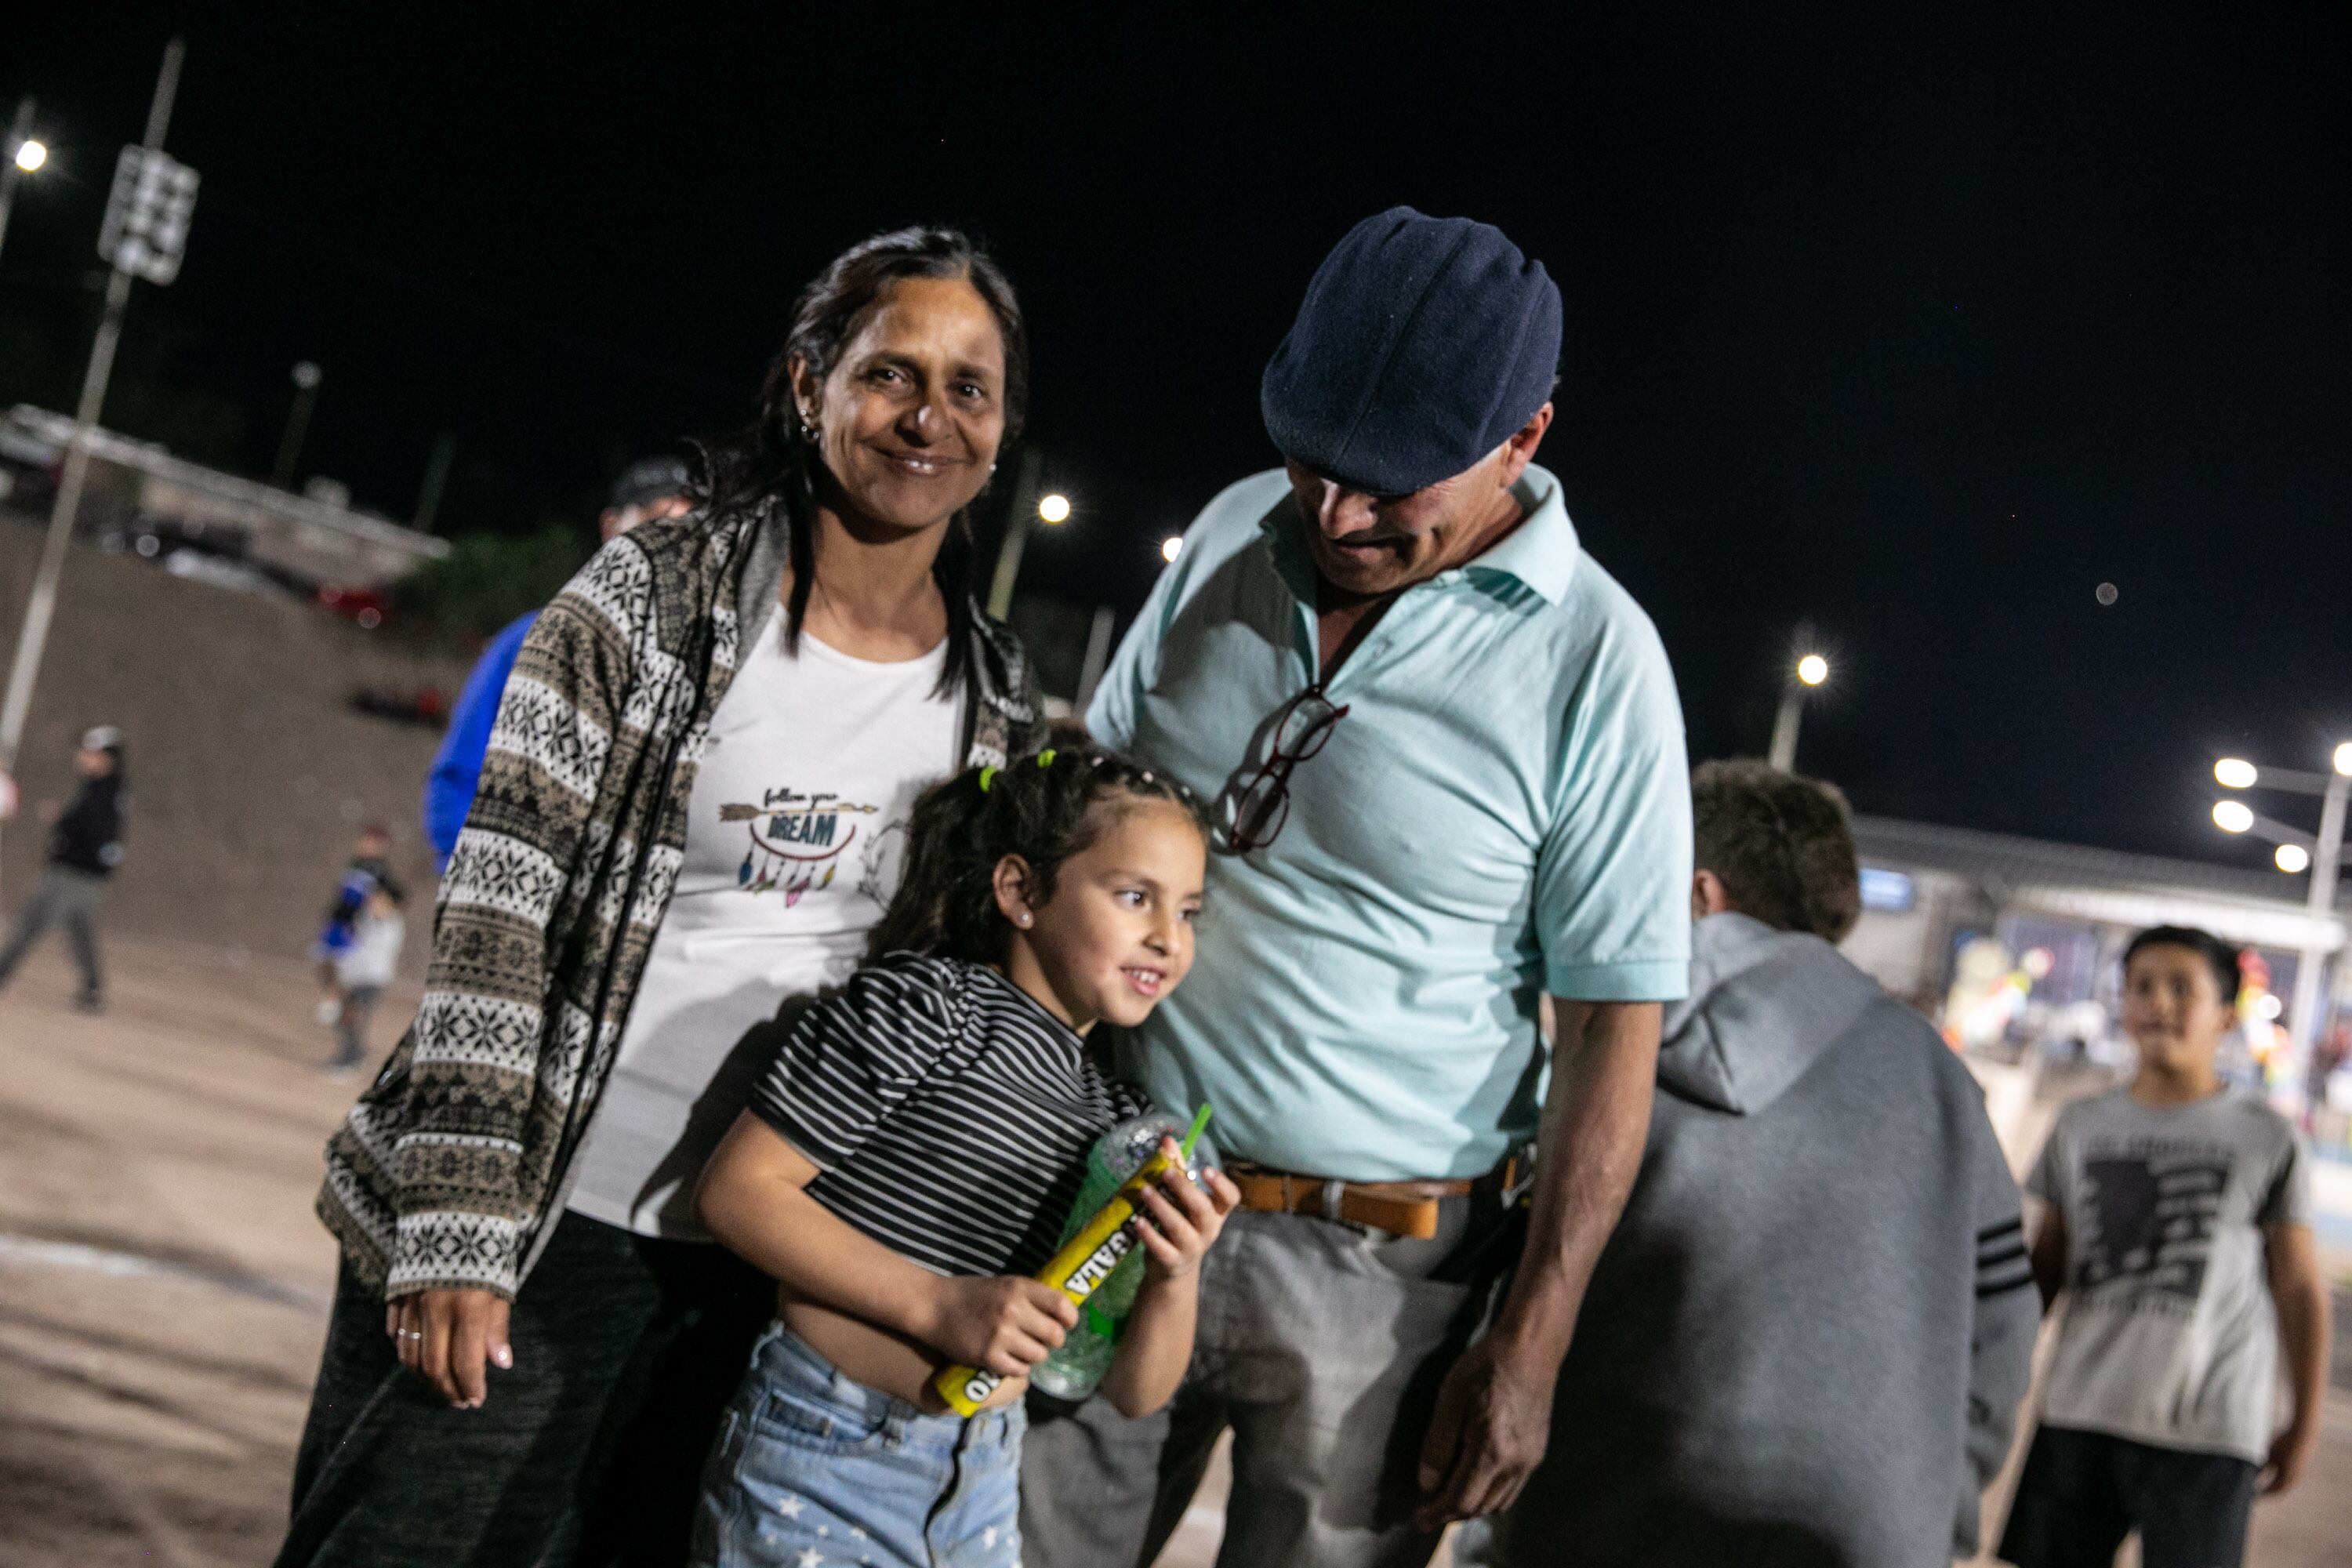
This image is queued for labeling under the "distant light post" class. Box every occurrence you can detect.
[985,449,1051,621]
[1160,535,1183,564]
[273,361,323,491]
[0,96,45,264]
[2209,744,2350,1076]
[1766,636,1829,771]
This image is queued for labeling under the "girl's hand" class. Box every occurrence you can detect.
[921,1274,1078,1376]
[1135,1138,1241,1283]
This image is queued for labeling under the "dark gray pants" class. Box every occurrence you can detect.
[332,985,383,1069]
[1019,1206,1476,1568]
[276,1210,774,1568]
[0,864,106,1001]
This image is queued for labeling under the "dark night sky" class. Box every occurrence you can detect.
[2,7,2344,866]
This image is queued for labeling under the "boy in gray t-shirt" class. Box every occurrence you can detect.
[2000,926,2330,1568]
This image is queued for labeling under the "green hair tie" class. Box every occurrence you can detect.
[978,766,1000,793]
[1036,748,1058,768]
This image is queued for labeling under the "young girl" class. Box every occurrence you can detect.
[693,744,1240,1568]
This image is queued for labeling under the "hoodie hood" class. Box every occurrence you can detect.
[1657,912,1886,1114]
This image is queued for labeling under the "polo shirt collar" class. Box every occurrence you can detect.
[1468,464,1578,606]
[1254,462,1581,610]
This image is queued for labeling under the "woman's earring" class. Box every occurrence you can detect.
[1017,912,1032,927]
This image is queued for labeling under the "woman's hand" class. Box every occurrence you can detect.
[387,1287,513,1408]
[919,1275,1077,1376]
[1135,1139,1241,1284]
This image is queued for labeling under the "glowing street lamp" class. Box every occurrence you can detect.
[2211,799,2255,834]
[0,96,48,265]
[2214,757,2258,789]
[1160,535,1183,564]
[1767,636,1830,771]
[1037,492,1071,524]
[2275,844,2311,874]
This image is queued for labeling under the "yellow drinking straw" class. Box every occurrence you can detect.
[933,1104,1214,1417]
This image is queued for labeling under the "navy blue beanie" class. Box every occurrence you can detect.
[1261,207,1562,496]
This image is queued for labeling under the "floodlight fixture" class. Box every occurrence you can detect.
[13,139,45,173]
[1160,535,1183,564]
[1795,654,1828,687]
[2213,757,2258,789]
[1037,493,1071,524]
[2274,843,2311,874]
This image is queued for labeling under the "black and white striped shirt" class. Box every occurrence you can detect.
[750,953,1150,1278]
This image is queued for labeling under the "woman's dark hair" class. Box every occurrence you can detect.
[697,225,1029,699]
[1690,758,1861,942]
[870,743,1211,964]
[2123,925,2243,1007]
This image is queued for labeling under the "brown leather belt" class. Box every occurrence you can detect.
[1228,1158,1521,1240]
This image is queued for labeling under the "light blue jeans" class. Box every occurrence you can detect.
[694,1323,1025,1568]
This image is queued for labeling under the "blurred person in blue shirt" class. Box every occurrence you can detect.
[421,456,692,870]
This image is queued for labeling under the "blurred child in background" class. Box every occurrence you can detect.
[325,883,405,1077]
[2001,924,2330,1568]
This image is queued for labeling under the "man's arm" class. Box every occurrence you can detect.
[1414,996,1661,1527]
[2260,1222,2330,1495]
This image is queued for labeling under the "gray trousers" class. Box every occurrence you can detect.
[0,865,107,1000]
[1019,1205,1476,1568]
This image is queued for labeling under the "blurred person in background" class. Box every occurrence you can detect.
[325,882,405,1079]
[423,455,695,873]
[1998,924,2329,1568]
[0,725,126,1012]
[1463,760,2037,1568]
[277,226,1046,1568]
[310,823,402,1023]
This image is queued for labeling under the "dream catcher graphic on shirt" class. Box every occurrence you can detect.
[717,789,881,907]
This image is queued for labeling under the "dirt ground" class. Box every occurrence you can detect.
[1,934,2347,1566]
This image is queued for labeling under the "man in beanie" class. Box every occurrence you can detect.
[423,455,691,869]
[0,725,126,1011]
[1022,209,1691,1567]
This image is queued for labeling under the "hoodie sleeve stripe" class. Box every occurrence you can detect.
[1976,1265,2036,1298]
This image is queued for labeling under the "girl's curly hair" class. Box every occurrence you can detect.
[869,743,1210,964]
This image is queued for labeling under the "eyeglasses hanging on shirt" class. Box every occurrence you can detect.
[1221,683,1350,853]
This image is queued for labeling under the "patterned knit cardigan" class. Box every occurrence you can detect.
[316,503,1045,1298]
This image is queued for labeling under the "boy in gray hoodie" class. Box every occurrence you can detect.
[1470,760,2038,1567]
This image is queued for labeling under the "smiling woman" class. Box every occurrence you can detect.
[281,227,1048,1568]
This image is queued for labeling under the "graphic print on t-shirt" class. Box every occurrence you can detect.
[2073,1142,2232,1309]
[717,786,884,907]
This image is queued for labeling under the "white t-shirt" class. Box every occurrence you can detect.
[2028,1085,2312,1462]
[565,610,963,1238]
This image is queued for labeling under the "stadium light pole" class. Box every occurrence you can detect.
[0,37,188,779]
[2209,743,2351,1076]
[0,96,43,264]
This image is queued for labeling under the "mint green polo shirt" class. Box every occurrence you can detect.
[1089,465,1691,1181]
